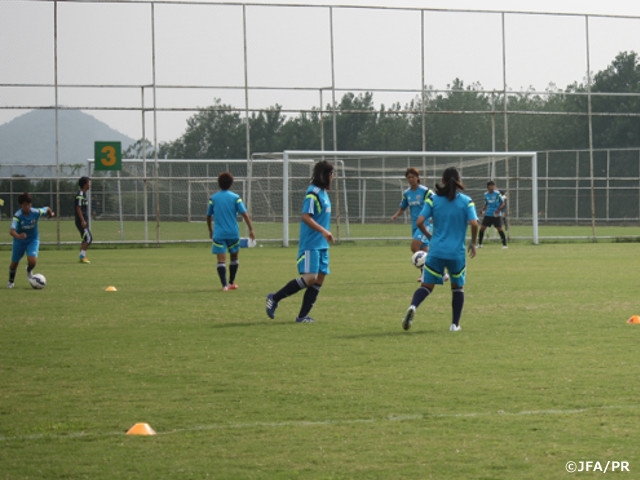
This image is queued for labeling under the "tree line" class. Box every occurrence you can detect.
[123,51,640,160]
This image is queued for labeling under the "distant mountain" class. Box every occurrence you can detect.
[0,109,135,166]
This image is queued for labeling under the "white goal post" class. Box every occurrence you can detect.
[280,150,539,246]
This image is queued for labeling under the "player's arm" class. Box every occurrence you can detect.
[301,213,334,244]
[241,212,255,241]
[206,215,213,238]
[45,207,55,218]
[495,198,506,216]
[390,207,406,222]
[416,215,432,240]
[75,203,87,228]
[467,219,479,258]
[9,227,26,240]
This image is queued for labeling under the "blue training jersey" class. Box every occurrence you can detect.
[419,192,477,259]
[400,184,431,231]
[11,207,49,241]
[206,190,247,240]
[298,185,331,251]
[484,190,505,217]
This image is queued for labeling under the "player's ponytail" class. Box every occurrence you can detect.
[435,166,465,200]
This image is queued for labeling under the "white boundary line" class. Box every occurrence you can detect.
[1,404,638,443]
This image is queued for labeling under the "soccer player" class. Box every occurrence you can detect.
[265,160,335,323]
[390,167,433,254]
[477,180,507,249]
[206,172,255,291]
[402,166,478,332]
[75,176,93,263]
[7,192,55,288]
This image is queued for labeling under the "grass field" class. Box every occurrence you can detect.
[1,241,640,479]
[1,218,639,246]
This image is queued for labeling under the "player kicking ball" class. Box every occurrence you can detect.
[7,192,55,288]
[402,167,478,332]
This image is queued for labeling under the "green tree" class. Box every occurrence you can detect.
[591,51,640,148]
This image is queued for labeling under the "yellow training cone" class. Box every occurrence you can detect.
[627,315,640,324]
[105,286,117,292]
[126,423,156,436]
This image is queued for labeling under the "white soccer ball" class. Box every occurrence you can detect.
[411,251,427,269]
[29,273,46,289]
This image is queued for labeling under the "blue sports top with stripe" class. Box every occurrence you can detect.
[399,184,432,231]
[207,190,247,240]
[298,185,331,251]
[419,192,477,258]
[11,207,48,240]
[484,190,505,217]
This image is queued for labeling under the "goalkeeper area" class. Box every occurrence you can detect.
[79,151,539,246]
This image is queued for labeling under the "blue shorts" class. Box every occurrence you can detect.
[212,238,240,255]
[12,237,39,263]
[421,255,467,286]
[297,249,330,275]
[412,229,430,249]
[412,224,433,248]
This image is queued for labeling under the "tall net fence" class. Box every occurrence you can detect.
[1,148,639,247]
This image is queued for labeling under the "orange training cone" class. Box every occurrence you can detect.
[627,315,640,324]
[105,286,117,292]
[126,423,156,435]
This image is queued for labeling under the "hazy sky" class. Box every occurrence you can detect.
[2,0,640,143]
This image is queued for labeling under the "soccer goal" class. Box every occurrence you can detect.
[261,150,539,246]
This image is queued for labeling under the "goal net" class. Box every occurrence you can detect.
[252,150,539,246]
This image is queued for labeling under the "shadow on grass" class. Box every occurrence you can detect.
[337,329,432,339]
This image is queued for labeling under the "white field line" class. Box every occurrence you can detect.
[0,404,637,443]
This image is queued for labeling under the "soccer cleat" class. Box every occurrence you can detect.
[295,316,315,323]
[476,244,482,248]
[7,282,14,289]
[222,285,230,292]
[449,324,461,332]
[79,257,91,264]
[402,305,416,331]
[265,294,278,319]
[227,283,239,290]
[502,245,508,249]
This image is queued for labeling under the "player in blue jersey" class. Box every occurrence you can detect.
[207,172,255,292]
[75,176,92,263]
[390,167,433,253]
[477,180,507,249]
[265,160,335,323]
[401,167,478,332]
[391,167,449,282]
[7,192,55,288]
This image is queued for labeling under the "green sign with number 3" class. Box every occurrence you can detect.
[94,141,122,171]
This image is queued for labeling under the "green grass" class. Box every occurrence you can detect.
[2,218,639,246]
[1,242,640,479]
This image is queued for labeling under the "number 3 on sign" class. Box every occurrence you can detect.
[100,145,117,167]
[94,141,121,171]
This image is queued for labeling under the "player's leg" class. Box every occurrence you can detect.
[448,257,467,331]
[495,218,507,247]
[296,250,329,323]
[8,260,18,288]
[402,256,444,330]
[8,240,26,288]
[78,226,92,263]
[228,244,240,289]
[265,250,316,320]
[212,239,228,290]
[477,221,488,246]
[25,239,39,279]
